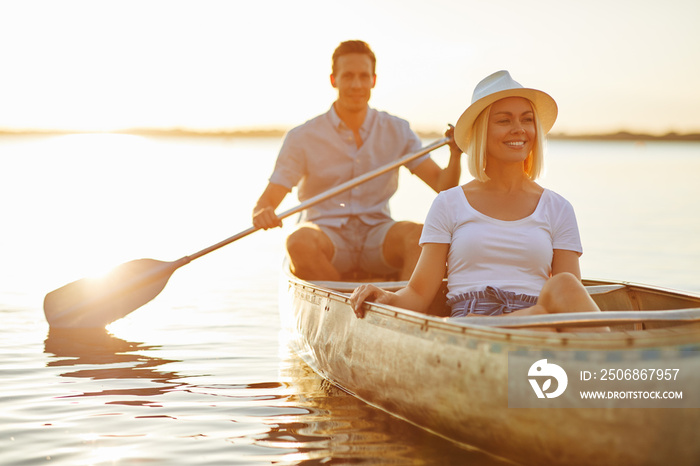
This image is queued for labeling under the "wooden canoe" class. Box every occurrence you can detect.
[279,266,700,465]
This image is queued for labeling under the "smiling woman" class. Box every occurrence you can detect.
[484,97,539,173]
[349,70,606,335]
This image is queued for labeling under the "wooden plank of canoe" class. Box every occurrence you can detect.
[452,308,700,329]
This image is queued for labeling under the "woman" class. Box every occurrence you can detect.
[350,70,605,331]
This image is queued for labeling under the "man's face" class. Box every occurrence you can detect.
[330,53,376,113]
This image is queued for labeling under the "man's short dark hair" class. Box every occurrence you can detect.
[331,40,376,76]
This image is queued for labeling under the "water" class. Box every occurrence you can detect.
[1,134,699,465]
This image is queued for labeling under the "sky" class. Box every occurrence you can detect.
[1,0,699,135]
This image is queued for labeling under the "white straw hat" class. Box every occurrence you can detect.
[454,70,558,152]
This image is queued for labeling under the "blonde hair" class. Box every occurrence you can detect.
[466,100,546,182]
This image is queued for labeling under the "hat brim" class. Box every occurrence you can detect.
[454,88,558,152]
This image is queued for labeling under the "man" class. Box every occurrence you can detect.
[253,40,461,281]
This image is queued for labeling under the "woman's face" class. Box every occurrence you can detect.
[486,97,536,165]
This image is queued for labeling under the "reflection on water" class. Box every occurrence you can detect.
[35,329,500,465]
[4,136,698,465]
[40,328,504,464]
[44,328,183,404]
[267,351,507,465]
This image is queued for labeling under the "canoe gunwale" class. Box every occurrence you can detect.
[290,272,700,349]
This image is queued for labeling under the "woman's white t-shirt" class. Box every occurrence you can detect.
[419,186,582,301]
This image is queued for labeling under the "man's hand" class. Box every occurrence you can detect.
[446,123,462,156]
[252,182,289,230]
[252,205,283,230]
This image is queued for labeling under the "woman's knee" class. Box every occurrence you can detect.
[540,272,601,314]
[544,272,584,296]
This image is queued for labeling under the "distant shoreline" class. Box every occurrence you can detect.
[548,131,700,142]
[1,128,699,142]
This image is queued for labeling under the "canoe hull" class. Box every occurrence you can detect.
[280,274,700,465]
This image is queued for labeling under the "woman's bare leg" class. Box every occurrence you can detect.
[510,273,608,332]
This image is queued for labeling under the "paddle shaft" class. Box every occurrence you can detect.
[43,138,449,328]
[181,137,450,265]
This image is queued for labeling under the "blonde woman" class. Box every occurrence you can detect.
[350,71,605,331]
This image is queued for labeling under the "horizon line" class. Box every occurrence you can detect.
[1,127,699,141]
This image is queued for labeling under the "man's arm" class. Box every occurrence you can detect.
[252,182,290,230]
[411,128,462,192]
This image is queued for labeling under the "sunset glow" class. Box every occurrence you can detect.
[1,0,698,136]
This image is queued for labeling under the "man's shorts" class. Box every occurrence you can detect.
[297,217,400,277]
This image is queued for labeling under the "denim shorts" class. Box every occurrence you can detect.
[447,286,538,318]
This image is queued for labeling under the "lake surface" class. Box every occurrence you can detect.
[1,134,699,465]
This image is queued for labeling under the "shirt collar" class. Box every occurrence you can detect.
[329,104,376,136]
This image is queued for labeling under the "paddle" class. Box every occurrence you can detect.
[44,137,450,328]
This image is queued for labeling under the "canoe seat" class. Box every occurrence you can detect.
[311,279,408,293]
[586,284,637,312]
[585,284,626,295]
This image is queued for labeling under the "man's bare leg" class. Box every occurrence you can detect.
[286,225,340,281]
[383,221,423,280]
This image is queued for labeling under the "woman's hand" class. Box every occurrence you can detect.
[349,284,395,318]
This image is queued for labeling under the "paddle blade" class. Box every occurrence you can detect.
[44,258,183,328]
